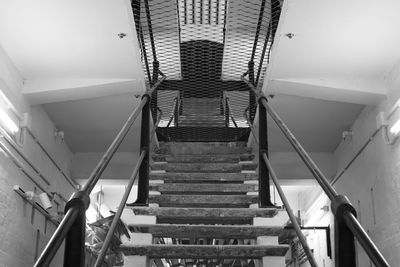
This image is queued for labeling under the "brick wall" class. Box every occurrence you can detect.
[301,73,400,266]
[0,46,75,267]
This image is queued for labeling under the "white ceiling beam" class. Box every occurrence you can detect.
[266,77,387,105]
[22,78,145,105]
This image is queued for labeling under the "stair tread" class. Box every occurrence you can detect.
[150,172,258,182]
[152,154,254,163]
[127,207,277,220]
[120,244,289,258]
[149,194,258,208]
[150,183,257,194]
[129,224,283,238]
[151,162,257,172]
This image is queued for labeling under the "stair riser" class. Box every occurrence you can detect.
[156,142,250,155]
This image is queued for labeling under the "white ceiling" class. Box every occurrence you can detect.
[264,0,400,104]
[270,0,400,79]
[0,0,394,154]
[0,0,141,79]
[43,93,142,152]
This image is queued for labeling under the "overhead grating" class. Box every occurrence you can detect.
[131,0,282,141]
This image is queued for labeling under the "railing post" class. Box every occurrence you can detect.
[63,191,90,267]
[151,61,159,123]
[258,97,273,207]
[331,195,357,267]
[248,61,257,122]
[174,96,179,127]
[134,95,151,205]
[225,97,230,127]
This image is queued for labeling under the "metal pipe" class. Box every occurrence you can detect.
[144,0,157,62]
[255,23,271,86]
[0,127,51,186]
[34,208,81,267]
[226,97,238,128]
[81,97,149,195]
[94,151,145,267]
[0,139,68,202]
[250,0,266,62]
[166,97,179,128]
[331,127,382,186]
[257,96,338,200]
[23,127,79,189]
[14,185,59,226]
[150,108,163,140]
[139,23,152,85]
[262,153,318,267]
[244,107,259,144]
[343,211,390,267]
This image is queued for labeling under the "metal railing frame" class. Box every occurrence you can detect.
[225,96,238,128]
[261,152,318,267]
[34,76,165,267]
[242,76,390,267]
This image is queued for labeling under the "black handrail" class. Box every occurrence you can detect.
[225,97,238,128]
[34,77,165,267]
[94,150,146,267]
[261,152,318,267]
[242,76,390,267]
[166,96,180,128]
[243,106,259,144]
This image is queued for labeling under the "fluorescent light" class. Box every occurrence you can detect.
[0,109,19,133]
[390,119,400,136]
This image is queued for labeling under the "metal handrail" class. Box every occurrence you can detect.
[261,152,318,267]
[243,106,259,144]
[94,150,145,267]
[166,97,177,127]
[225,97,238,128]
[242,76,390,267]
[34,76,165,266]
[166,95,180,128]
[150,107,163,138]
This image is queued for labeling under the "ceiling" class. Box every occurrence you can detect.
[43,93,142,152]
[264,0,400,104]
[0,0,395,153]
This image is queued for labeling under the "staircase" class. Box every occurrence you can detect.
[121,142,289,266]
[179,98,225,128]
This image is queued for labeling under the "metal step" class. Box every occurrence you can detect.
[126,207,277,224]
[152,154,254,163]
[129,224,283,239]
[149,194,258,208]
[151,162,257,173]
[121,244,289,258]
[149,172,257,183]
[150,183,257,194]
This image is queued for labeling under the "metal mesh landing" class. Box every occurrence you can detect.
[131,0,283,142]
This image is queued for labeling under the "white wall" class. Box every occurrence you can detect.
[72,152,140,180]
[301,68,400,266]
[0,45,75,267]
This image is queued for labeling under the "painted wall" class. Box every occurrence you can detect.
[0,46,75,267]
[301,69,400,266]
